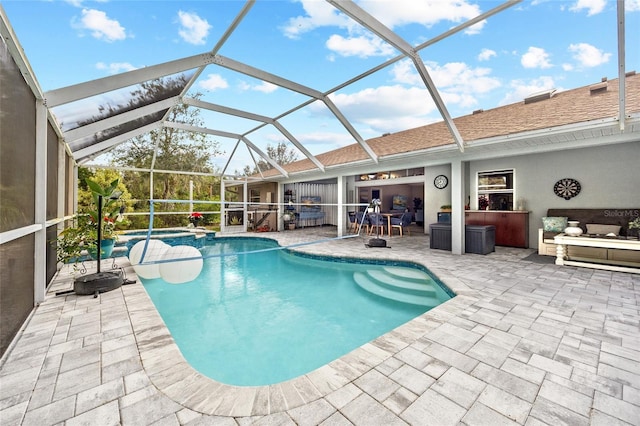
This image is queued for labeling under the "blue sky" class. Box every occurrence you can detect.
[3,0,640,173]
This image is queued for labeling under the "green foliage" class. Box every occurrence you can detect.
[56,176,126,266]
[241,141,299,176]
[77,78,226,230]
[104,81,224,228]
[78,169,132,228]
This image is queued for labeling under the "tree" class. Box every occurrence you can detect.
[242,141,299,176]
[105,77,225,228]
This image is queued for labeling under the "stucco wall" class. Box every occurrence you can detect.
[469,141,640,248]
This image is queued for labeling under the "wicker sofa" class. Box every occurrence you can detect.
[538,208,640,266]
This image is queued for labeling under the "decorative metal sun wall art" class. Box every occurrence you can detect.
[553,178,581,200]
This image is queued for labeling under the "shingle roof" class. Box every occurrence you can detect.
[262,73,639,178]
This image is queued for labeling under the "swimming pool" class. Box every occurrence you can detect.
[140,237,452,386]
[117,228,216,255]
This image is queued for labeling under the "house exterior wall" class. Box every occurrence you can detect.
[292,140,638,247]
[469,141,640,248]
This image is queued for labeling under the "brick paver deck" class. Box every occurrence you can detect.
[1,229,638,425]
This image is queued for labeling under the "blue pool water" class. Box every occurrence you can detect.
[123,229,186,236]
[141,237,452,386]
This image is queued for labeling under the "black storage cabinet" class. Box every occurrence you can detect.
[429,223,452,250]
[430,223,496,254]
[465,225,495,254]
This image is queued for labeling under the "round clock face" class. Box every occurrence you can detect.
[554,178,581,200]
[434,175,448,189]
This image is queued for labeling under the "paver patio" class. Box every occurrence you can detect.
[1,229,638,425]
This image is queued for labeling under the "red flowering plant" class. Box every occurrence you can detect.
[189,212,203,225]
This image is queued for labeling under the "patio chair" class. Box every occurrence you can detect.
[355,211,369,234]
[347,211,357,233]
[368,212,386,236]
[390,212,412,236]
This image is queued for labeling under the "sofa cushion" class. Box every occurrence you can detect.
[546,208,639,237]
[542,216,568,232]
[586,223,621,236]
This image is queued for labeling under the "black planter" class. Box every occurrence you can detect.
[367,237,387,248]
[74,270,124,296]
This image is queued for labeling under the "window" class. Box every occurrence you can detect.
[250,189,260,204]
[477,169,514,210]
[356,168,424,181]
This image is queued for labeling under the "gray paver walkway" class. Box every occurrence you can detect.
[1,228,639,425]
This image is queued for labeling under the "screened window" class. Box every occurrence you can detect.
[477,169,514,210]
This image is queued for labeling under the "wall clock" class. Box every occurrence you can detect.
[554,178,581,200]
[434,175,448,189]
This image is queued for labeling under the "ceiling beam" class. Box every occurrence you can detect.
[209,55,377,162]
[44,53,217,107]
[74,122,161,161]
[155,0,258,163]
[64,97,180,144]
[327,0,466,152]
[240,136,289,177]
[0,6,43,100]
[221,139,244,177]
[164,122,289,177]
[183,97,325,172]
[212,55,324,99]
[323,96,378,162]
[617,0,626,131]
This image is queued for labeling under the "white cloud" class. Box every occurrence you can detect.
[282,0,350,39]
[521,47,552,69]
[627,0,640,12]
[321,80,500,134]
[391,60,501,97]
[177,11,211,45]
[499,76,558,105]
[464,20,487,35]
[569,0,607,16]
[568,43,611,67]
[282,0,485,40]
[562,63,574,71]
[199,74,228,91]
[322,85,438,133]
[252,82,278,94]
[95,62,137,74]
[326,33,395,58]
[478,48,497,61]
[72,8,126,42]
[357,0,482,30]
[237,80,278,93]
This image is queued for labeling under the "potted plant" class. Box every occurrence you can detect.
[413,197,422,212]
[440,204,452,212]
[282,211,296,229]
[55,216,92,268]
[55,178,123,268]
[189,212,203,227]
[478,195,489,210]
[629,217,640,238]
[85,178,121,258]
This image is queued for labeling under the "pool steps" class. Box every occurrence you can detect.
[353,266,442,306]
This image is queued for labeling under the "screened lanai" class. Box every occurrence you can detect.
[2,2,640,424]
[1,0,639,360]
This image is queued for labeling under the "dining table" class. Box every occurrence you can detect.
[381,212,403,236]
